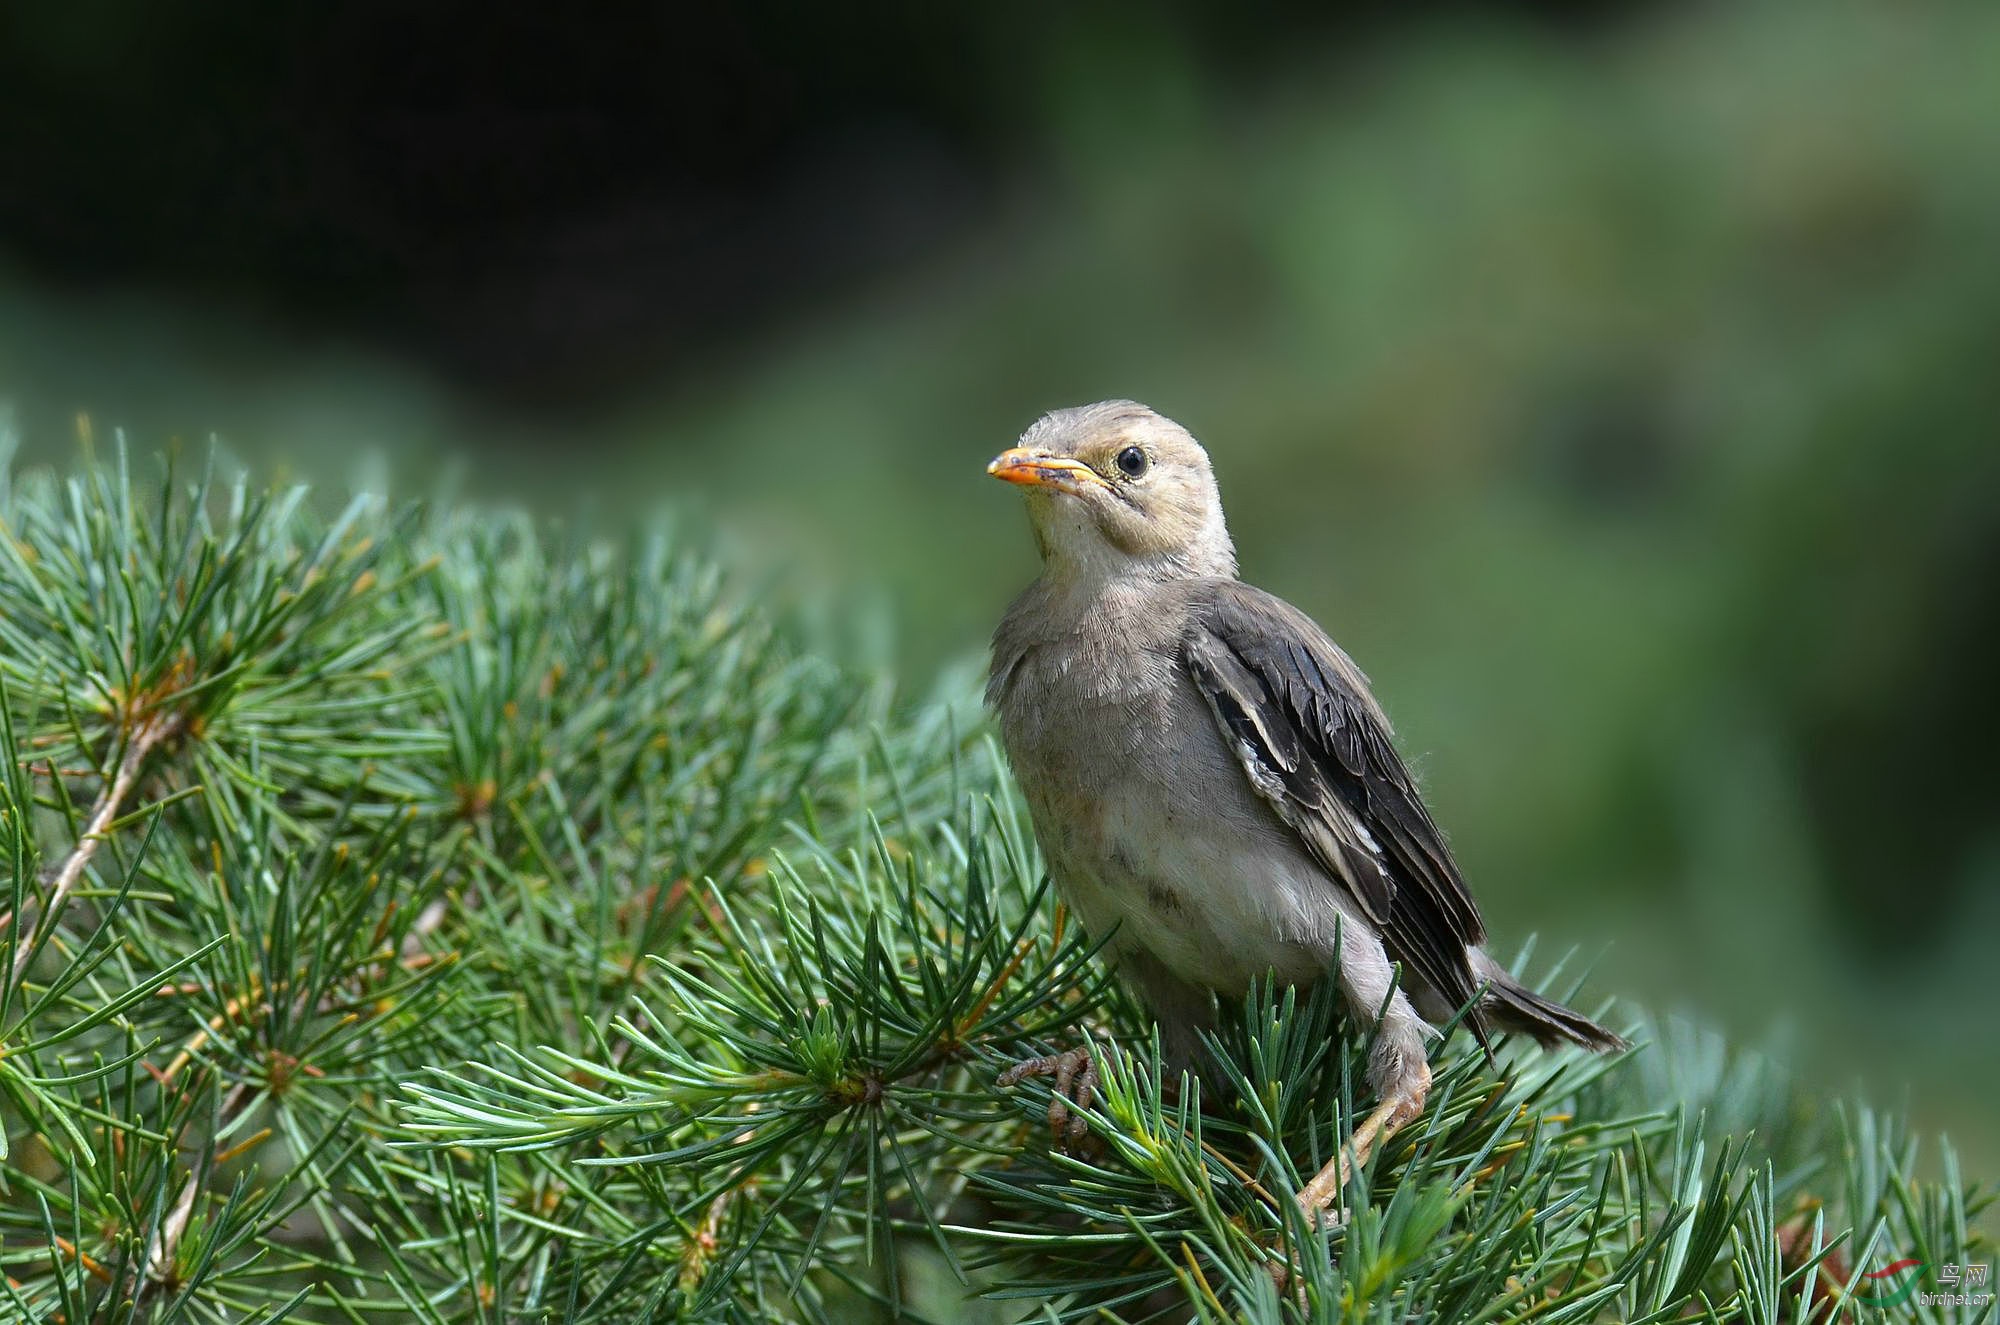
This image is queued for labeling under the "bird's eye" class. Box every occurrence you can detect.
[1114,446,1149,478]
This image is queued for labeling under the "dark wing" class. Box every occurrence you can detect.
[1182,580,1488,1031]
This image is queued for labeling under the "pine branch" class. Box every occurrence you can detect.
[0,444,1988,1323]
[3,705,179,980]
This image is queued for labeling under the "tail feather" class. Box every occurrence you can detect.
[1474,955,1628,1053]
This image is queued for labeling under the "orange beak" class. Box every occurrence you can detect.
[986,447,1108,493]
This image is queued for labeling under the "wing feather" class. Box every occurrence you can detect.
[1182,580,1487,1023]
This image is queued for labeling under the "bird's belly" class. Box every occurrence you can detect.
[999,655,1364,996]
[1035,774,1348,996]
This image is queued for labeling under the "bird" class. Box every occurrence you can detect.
[984,400,1625,1214]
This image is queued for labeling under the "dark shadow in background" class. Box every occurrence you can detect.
[1,0,1621,413]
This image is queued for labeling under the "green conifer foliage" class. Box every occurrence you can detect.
[0,446,1986,1322]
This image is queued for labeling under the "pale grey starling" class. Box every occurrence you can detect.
[985,400,1624,1211]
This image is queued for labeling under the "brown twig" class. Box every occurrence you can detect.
[125,1084,259,1307]
[399,897,455,960]
[158,978,263,1083]
[5,711,179,980]
[51,1236,112,1285]
[144,1172,200,1288]
[677,1107,763,1295]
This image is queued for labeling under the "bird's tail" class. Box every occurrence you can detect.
[1473,952,1628,1053]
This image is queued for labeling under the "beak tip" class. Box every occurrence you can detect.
[986,447,1099,491]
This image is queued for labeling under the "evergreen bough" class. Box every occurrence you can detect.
[0,441,1987,1323]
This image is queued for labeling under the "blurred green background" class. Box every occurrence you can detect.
[3,0,1995,1171]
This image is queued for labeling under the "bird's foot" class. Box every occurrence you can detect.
[1295,1054,1431,1220]
[998,1044,1100,1151]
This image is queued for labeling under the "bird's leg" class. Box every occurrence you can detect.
[1297,972,1435,1218]
[1295,1061,1430,1215]
[997,1044,1100,1149]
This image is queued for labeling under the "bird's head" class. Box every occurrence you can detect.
[988,401,1237,581]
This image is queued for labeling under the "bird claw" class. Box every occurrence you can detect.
[998,1045,1100,1151]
